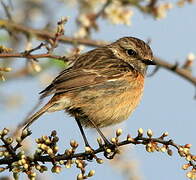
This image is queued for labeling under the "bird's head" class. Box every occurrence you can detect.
[109,37,155,75]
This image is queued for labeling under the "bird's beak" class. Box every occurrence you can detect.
[142,59,156,65]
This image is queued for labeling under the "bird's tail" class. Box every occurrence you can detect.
[19,102,54,130]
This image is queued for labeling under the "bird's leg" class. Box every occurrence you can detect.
[87,118,118,159]
[75,117,110,146]
[75,117,95,160]
[75,117,91,147]
[87,119,118,157]
[87,118,111,146]
[75,117,117,159]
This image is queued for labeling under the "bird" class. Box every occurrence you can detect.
[21,36,155,147]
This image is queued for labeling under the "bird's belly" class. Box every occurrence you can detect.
[72,81,144,128]
[89,89,143,127]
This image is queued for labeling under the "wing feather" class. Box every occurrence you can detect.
[40,47,135,98]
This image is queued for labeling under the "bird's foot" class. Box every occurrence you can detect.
[103,141,118,159]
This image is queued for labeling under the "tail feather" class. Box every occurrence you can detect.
[20,102,54,130]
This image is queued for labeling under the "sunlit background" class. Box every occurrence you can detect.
[0,0,196,180]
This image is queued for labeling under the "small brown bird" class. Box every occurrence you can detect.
[22,37,155,146]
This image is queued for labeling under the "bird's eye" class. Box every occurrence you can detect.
[126,49,136,56]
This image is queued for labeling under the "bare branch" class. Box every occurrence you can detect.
[0,53,68,62]
[0,128,195,179]
[154,57,196,86]
[0,18,195,87]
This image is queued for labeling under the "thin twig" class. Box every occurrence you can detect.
[154,57,196,85]
[0,53,68,61]
[0,18,195,87]
[1,1,12,20]
[0,132,194,166]
[94,0,111,19]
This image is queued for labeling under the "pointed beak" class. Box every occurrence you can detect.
[142,59,156,65]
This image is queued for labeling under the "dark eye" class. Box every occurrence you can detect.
[126,49,136,56]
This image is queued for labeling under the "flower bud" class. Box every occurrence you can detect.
[51,166,61,173]
[160,146,167,153]
[116,128,122,136]
[147,129,153,137]
[182,164,190,170]
[106,148,111,153]
[96,158,104,164]
[88,170,95,177]
[35,164,41,170]
[97,138,103,146]
[47,148,54,156]
[85,146,92,153]
[167,149,173,156]
[138,128,144,136]
[0,167,6,172]
[111,138,117,143]
[5,137,13,144]
[2,128,9,136]
[162,132,169,137]
[77,173,83,180]
[70,140,78,148]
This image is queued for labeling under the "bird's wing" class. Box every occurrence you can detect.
[40,48,136,98]
[39,69,104,98]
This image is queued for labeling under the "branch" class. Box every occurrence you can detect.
[0,18,196,87]
[154,57,196,86]
[0,19,106,47]
[94,0,112,19]
[0,52,68,61]
[0,128,195,179]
